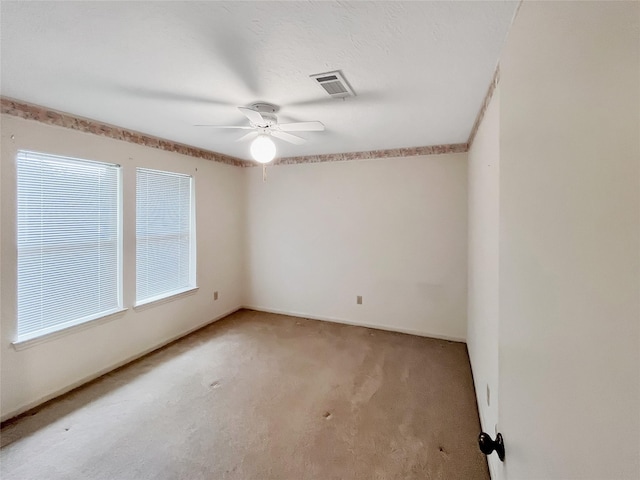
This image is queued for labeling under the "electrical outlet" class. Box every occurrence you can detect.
[357,295,362,305]
[486,384,491,406]
[214,291,219,301]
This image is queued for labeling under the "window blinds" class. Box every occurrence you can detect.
[136,168,194,305]
[17,151,121,341]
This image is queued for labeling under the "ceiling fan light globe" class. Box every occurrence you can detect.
[250,134,276,163]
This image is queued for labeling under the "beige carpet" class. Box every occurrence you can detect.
[1,309,489,479]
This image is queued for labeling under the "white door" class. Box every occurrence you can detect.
[496,1,639,479]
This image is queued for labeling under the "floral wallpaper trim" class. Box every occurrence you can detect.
[272,143,468,166]
[467,66,500,147]
[2,97,470,167]
[0,97,251,167]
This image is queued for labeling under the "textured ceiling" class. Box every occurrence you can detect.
[0,1,518,160]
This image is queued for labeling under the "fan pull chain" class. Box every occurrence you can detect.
[263,164,267,183]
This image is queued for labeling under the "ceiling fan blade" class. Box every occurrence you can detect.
[213,32,260,97]
[238,107,264,125]
[235,131,260,142]
[193,125,254,129]
[271,130,306,145]
[277,121,325,132]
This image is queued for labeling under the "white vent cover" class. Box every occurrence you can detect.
[310,70,355,98]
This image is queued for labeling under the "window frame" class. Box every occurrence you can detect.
[134,167,197,307]
[14,150,124,346]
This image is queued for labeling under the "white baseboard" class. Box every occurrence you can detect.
[1,306,241,423]
[242,305,466,343]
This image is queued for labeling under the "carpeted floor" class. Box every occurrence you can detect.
[1,309,489,479]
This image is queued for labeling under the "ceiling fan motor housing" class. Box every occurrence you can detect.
[251,103,278,128]
[195,102,323,147]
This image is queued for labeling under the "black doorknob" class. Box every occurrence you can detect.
[478,432,505,461]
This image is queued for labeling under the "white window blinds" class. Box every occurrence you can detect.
[136,168,194,305]
[17,151,121,341]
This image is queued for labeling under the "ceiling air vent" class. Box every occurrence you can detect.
[310,70,355,99]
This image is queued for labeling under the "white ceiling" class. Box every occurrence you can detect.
[1,1,518,161]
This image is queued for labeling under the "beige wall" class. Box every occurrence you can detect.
[244,154,468,341]
[466,86,500,478]
[498,1,639,478]
[0,115,469,419]
[0,115,246,420]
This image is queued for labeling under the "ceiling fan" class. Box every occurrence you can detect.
[196,102,325,163]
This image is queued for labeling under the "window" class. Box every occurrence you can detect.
[136,168,195,305]
[16,151,122,342]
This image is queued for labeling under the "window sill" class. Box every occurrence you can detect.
[133,286,199,311]
[12,307,128,351]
